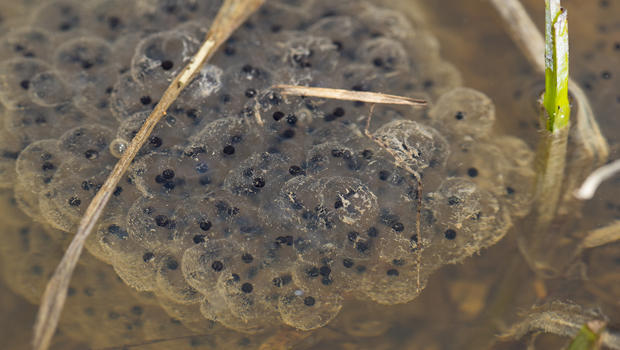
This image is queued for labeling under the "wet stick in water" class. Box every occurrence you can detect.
[31,1,266,350]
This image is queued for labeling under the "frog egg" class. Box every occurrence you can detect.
[374,119,450,174]
[39,160,109,232]
[126,196,186,252]
[6,104,92,144]
[425,178,511,264]
[292,238,377,298]
[0,58,51,109]
[177,64,224,108]
[0,27,53,61]
[215,261,282,327]
[58,124,116,165]
[15,139,62,211]
[340,63,389,96]
[278,32,341,77]
[490,136,535,217]
[30,0,87,35]
[304,142,366,176]
[117,111,194,153]
[96,217,158,291]
[213,63,274,118]
[182,238,243,299]
[87,0,140,41]
[156,254,201,304]
[359,3,415,40]
[184,117,260,183]
[130,150,218,199]
[143,1,219,31]
[199,296,270,334]
[307,16,362,59]
[273,175,379,239]
[71,69,120,119]
[130,29,201,88]
[53,37,114,78]
[356,37,410,73]
[359,259,429,305]
[278,289,343,331]
[429,87,496,141]
[14,179,44,220]
[447,138,535,218]
[110,72,159,121]
[27,70,72,107]
[446,141,508,192]
[223,151,289,201]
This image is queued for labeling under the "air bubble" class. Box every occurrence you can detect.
[109,139,128,158]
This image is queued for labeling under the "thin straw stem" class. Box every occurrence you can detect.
[273,85,427,106]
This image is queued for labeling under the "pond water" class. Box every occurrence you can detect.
[0,1,618,349]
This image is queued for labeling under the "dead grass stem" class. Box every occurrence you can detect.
[274,84,427,106]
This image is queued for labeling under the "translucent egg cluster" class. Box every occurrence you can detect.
[0,0,534,333]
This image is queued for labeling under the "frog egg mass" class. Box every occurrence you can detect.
[0,0,535,341]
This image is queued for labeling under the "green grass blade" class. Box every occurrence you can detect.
[544,0,570,132]
[567,323,604,350]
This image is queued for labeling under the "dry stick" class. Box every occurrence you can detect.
[274,85,428,107]
[31,1,265,350]
[274,85,428,291]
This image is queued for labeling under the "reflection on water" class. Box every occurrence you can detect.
[0,1,618,349]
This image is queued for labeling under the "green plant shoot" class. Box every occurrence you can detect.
[567,322,605,350]
[544,0,570,132]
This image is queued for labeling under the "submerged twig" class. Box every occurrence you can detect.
[580,220,620,250]
[499,302,620,350]
[31,1,265,350]
[574,159,620,200]
[273,85,428,106]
